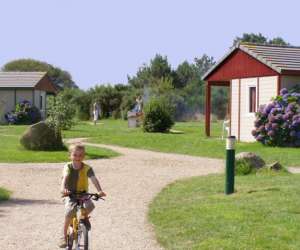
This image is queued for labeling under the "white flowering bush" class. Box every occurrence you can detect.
[46,94,75,132]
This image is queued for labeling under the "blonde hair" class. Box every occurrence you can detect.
[68,143,85,154]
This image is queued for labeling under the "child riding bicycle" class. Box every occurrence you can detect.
[59,143,106,248]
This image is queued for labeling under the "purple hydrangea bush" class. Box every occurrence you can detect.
[252,88,300,147]
[4,100,41,125]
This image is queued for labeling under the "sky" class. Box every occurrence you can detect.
[1,0,300,89]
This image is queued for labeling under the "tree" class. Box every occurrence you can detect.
[181,80,204,117]
[58,88,92,120]
[2,59,77,89]
[149,54,172,79]
[268,37,289,46]
[233,33,268,46]
[233,33,290,46]
[88,84,124,118]
[173,61,197,89]
[194,54,216,77]
[127,53,230,121]
[128,54,173,89]
[211,87,229,119]
[127,64,152,89]
[194,54,231,119]
[114,83,131,92]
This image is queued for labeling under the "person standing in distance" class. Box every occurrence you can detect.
[93,102,100,125]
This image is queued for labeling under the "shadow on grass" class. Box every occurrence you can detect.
[64,129,89,133]
[287,209,300,214]
[17,144,68,152]
[247,187,280,193]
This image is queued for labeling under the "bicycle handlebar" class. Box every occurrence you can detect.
[64,191,105,201]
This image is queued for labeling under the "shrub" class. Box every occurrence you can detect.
[54,88,93,121]
[235,159,253,175]
[72,90,92,120]
[253,88,300,147]
[76,106,90,120]
[46,94,75,132]
[143,98,174,132]
[112,110,121,119]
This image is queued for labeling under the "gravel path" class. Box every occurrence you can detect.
[287,167,300,174]
[0,139,223,250]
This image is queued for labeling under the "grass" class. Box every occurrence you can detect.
[63,120,300,167]
[0,187,11,201]
[149,172,300,250]
[2,119,300,165]
[0,125,119,163]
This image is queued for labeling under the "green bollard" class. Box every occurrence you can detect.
[225,136,236,195]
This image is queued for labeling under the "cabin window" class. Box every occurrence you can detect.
[40,95,43,110]
[249,87,256,113]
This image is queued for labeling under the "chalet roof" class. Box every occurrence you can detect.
[0,72,47,88]
[203,43,300,80]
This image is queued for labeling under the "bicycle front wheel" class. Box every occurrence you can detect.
[67,232,74,250]
[81,223,89,250]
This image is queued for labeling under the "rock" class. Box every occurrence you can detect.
[20,121,64,151]
[235,152,265,169]
[267,161,283,171]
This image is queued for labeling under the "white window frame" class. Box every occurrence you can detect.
[245,81,257,117]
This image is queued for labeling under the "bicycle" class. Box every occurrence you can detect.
[65,192,104,250]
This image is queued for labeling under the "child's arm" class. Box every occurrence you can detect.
[61,171,70,196]
[90,176,106,197]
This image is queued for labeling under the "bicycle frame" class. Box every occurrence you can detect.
[66,192,101,250]
[67,208,86,250]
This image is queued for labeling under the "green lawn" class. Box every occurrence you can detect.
[0,125,119,163]
[149,173,300,250]
[63,120,300,167]
[2,120,300,165]
[0,187,11,201]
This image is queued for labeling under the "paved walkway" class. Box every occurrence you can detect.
[0,140,223,250]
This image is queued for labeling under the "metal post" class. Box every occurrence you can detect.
[225,136,236,195]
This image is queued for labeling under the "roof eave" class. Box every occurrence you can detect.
[202,44,238,81]
[202,43,283,81]
[34,73,58,94]
[281,69,300,76]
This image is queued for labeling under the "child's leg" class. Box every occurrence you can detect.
[63,216,72,239]
[64,198,76,238]
[84,200,95,216]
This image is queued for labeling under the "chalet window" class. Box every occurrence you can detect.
[40,95,43,110]
[249,87,256,113]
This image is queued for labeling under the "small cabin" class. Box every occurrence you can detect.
[0,72,57,123]
[203,43,300,142]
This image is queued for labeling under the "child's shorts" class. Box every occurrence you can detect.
[64,197,95,218]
